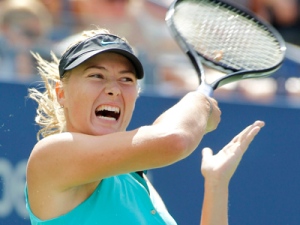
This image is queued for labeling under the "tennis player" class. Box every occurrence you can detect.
[25,28,264,225]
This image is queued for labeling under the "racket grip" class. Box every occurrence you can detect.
[197,82,213,97]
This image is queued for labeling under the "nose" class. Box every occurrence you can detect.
[104,81,121,96]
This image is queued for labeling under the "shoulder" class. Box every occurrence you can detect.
[30,132,87,157]
[34,132,74,148]
[26,132,84,182]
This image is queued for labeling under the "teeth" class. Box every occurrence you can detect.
[96,105,120,113]
[99,116,116,121]
[95,105,121,121]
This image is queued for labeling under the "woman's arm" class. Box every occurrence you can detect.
[28,91,221,189]
[200,120,265,225]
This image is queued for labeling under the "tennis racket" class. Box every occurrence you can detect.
[165,0,286,96]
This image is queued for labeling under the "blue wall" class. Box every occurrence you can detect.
[1,82,300,225]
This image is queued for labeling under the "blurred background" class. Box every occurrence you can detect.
[1,0,300,224]
[0,0,300,103]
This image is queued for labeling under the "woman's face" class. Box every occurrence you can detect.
[58,52,139,136]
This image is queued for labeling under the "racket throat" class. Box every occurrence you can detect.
[197,82,213,96]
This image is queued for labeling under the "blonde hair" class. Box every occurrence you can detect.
[29,28,122,140]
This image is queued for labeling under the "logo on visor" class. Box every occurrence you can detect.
[101,40,120,46]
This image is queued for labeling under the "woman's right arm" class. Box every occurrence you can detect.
[27,91,221,189]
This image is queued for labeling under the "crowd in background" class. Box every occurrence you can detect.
[0,0,300,104]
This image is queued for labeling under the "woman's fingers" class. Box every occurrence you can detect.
[201,120,265,182]
[202,147,213,159]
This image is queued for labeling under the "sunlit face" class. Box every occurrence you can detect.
[57,52,139,135]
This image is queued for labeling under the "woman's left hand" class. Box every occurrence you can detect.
[201,120,265,185]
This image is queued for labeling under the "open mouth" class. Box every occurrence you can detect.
[95,105,120,121]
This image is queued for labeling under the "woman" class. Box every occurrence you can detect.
[25,28,264,225]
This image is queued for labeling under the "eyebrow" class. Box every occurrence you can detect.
[83,65,106,72]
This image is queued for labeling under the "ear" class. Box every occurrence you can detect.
[55,81,65,107]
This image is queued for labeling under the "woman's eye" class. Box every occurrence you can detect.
[120,77,134,82]
[89,74,104,79]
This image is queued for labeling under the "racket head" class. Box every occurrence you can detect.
[166,0,286,90]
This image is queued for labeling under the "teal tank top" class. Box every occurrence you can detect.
[25,172,177,225]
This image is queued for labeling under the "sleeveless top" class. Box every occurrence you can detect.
[25,172,177,225]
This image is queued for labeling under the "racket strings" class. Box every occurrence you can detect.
[173,0,284,71]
